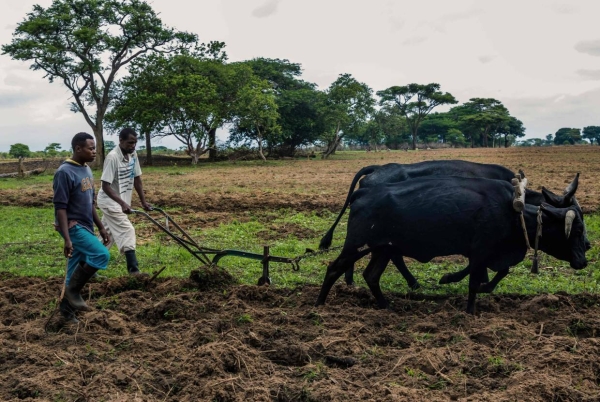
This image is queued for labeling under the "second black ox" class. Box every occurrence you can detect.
[315,176,588,314]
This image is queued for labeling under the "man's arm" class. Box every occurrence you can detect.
[92,202,110,245]
[101,181,132,213]
[134,176,152,211]
[56,209,73,258]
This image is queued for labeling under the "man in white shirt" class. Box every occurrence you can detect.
[97,128,152,276]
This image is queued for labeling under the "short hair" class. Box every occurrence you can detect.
[119,127,138,141]
[71,132,94,150]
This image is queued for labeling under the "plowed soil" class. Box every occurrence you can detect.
[1,147,600,401]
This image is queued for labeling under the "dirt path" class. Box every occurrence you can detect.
[1,271,599,402]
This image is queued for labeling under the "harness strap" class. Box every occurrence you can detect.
[519,205,543,273]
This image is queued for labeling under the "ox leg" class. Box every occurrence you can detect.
[466,263,488,315]
[316,251,361,306]
[363,249,392,309]
[344,265,356,286]
[390,255,420,290]
[478,268,509,293]
[439,264,490,285]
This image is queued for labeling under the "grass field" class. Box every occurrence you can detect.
[1,146,599,297]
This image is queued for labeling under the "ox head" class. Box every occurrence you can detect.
[541,173,579,208]
[541,173,591,251]
[539,204,588,270]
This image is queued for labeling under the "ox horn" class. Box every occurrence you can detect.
[565,210,576,239]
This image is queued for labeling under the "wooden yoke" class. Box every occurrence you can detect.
[511,174,528,212]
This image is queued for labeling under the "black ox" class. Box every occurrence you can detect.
[315,176,588,314]
[319,160,588,287]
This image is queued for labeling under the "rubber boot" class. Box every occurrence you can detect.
[59,297,79,323]
[64,263,97,311]
[125,250,146,276]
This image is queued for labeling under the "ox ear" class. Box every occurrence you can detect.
[541,187,565,207]
[563,173,579,200]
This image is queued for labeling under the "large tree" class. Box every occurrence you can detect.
[554,128,582,145]
[321,74,374,158]
[2,0,196,165]
[582,126,600,145]
[450,98,511,147]
[229,77,281,161]
[105,44,226,165]
[377,83,457,150]
[243,58,326,156]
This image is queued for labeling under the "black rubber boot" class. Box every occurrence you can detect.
[125,250,146,276]
[64,263,97,311]
[59,298,79,323]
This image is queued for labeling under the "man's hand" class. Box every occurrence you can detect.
[121,203,132,214]
[142,202,153,211]
[63,240,73,258]
[99,228,110,246]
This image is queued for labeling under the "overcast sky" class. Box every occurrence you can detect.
[1,0,600,152]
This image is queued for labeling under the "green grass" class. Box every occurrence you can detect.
[0,204,598,298]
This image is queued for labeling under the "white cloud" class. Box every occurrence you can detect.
[574,40,600,56]
[252,0,280,18]
[576,69,600,80]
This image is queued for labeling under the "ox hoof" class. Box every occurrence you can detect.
[408,281,421,290]
[477,283,494,293]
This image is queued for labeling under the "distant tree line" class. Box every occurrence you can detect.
[515,126,600,147]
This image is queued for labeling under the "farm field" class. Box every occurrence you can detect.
[1,146,600,401]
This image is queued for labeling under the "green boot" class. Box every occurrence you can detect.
[125,250,147,276]
[59,297,79,323]
[64,263,97,311]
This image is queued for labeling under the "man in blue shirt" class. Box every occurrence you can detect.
[53,132,110,322]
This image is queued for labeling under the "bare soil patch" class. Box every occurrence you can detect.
[1,271,600,401]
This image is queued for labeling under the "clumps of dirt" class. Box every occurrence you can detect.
[188,264,237,290]
[2,275,600,401]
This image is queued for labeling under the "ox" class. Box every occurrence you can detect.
[315,176,588,314]
[318,160,588,287]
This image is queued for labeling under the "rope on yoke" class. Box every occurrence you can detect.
[518,205,543,274]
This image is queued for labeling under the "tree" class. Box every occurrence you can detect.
[450,98,511,148]
[2,0,196,166]
[105,45,226,165]
[418,112,458,144]
[446,128,467,147]
[243,58,326,156]
[554,128,582,145]
[498,116,525,148]
[9,143,31,159]
[229,77,281,161]
[582,126,600,145]
[321,74,375,158]
[377,83,457,150]
[43,143,62,157]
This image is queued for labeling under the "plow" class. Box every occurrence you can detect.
[132,207,330,285]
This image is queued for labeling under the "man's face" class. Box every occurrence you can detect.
[120,134,138,154]
[78,139,96,163]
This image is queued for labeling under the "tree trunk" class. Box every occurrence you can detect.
[144,132,153,166]
[411,128,418,150]
[92,125,105,168]
[208,127,217,161]
[323,134,343,159]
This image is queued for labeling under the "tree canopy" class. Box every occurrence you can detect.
[2,0,197,165]
[377,83,457,150]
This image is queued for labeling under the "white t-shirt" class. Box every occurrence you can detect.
[97,146,142,207]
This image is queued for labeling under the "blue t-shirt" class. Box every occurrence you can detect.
[53,160,96,234]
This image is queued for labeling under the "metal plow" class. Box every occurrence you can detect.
[132,208,303,285]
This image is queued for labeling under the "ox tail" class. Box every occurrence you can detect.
[319,165,380,250]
